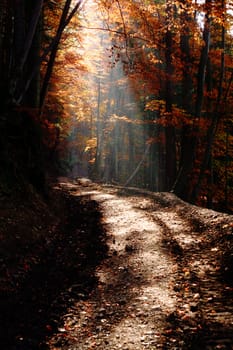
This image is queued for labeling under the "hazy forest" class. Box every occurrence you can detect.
[1,0,233,211]
[2,1,233,349]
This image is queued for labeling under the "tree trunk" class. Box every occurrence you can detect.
[191,0,225,202]
[40,0,72,110]
[94,77,103,178]
[0,1,12,109]
[173,0,211,201]
[172,6,193,198]
[40,0,83,110]
[164,1,176,190]
[125,143,150,186]
[10,0,44,105]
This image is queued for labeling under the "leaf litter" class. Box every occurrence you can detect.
[1,179,233,349]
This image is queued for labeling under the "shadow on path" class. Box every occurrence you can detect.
[3,183,233,349]
[0,187,108,349]
[148,200,233,349]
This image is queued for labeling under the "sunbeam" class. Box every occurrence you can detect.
[59,0,146,186]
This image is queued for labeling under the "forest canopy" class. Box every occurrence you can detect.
[1,0,233,212]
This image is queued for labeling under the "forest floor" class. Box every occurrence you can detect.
[1,178,233,349]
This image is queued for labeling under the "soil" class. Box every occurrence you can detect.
[1,178,233,349]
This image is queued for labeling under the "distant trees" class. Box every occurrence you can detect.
[82,0,233,211]
[2,0,231,211]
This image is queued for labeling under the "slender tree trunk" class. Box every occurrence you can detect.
[26,2,42,107]
[40,0,83,110]
[224,126,229,209]
[172,8,193,198]
[10,0,44,105]
[125,143,150,186]
[149,131,160,191]
[164,1,176,190]
[127,122,135,181]
[173,0,211,201]
[191,0,225,202]
[19,0,44,73]
[0,0,12,109]
[94,77,102,178]
[40,0,72,110]
[114,122,120,181]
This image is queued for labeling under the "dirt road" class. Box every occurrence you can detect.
[47,182,233,349]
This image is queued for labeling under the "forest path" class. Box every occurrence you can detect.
[48,181,233,350]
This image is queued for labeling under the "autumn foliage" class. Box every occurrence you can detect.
[4,0,229,212]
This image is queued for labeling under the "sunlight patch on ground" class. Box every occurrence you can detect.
[91,192,163,255]
[154,210,203,248]
[107,316,162,349]
[50,185,233,349]
[139,285,175,310]
[87,191,177,348]
[155,211,187,234]
[174,233,203,247]
[56,189,179,349]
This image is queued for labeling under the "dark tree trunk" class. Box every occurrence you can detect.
[10,0,43,105]
[40,0,82,111]
[172,4,193,199]
[173,0,211,201]
[0,1,12,110]
[164,2,176,190]
[40,0,72,110]
[191,0,225,202]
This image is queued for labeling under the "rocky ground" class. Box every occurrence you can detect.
[1,178,233,349]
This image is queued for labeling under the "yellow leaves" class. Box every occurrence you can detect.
[145,99,166,112]
[148,52,163,65]
[84,138,97,152]
[110,114,141,124]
